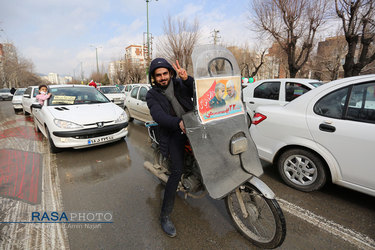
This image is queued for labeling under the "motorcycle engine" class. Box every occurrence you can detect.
[182,175,201,193]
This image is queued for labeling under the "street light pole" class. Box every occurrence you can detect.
[146,0,150,64]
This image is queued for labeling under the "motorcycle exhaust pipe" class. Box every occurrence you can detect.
[144,161,168,183]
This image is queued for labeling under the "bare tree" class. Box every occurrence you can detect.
[110,60,127,85]
[228,45,267,78]
[126,61,146,83]
[1,43,41,88]
[335,0,375,77]
[157,15,200,73]
[252,0,329,78]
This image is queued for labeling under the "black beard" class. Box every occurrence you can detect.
[156,80,170,89]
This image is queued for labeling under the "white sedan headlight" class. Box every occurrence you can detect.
[115,111,128,123]
[54,119,83,129]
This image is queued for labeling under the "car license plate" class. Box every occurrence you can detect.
[88,136,114,145]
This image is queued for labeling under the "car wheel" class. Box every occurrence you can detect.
[45,126,62,153]
[23,108,30,116]
[277,149,327,192]
[124,107,133,122]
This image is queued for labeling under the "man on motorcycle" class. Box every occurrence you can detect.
[146,58,194,237]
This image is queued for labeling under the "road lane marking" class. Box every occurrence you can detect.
[278,198,375,250]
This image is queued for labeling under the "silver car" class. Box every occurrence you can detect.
[123,84,152,122]
[0,88,13,101]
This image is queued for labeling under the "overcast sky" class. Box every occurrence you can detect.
[0,0,259,78]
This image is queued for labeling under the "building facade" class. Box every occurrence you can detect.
[48,73,59,84]
[125,45,146,67]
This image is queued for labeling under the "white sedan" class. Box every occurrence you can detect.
[97,85,125,106]
[33,85,129,153]
[243,78,323,122]
[250,74,375,197]
[12,88,27,111]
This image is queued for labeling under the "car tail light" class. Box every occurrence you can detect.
[252,113,267,125]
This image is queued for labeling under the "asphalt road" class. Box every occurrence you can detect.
[0,100,374,250]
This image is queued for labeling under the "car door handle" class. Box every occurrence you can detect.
[319,123,336,133]
[249,101,255,104]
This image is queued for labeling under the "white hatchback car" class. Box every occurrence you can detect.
[243,78,323,121]
[32,85,129,153]
[250,74,375,197]
[123,83,152,122]
[22,86,39,115]
[11,88,27,111]
[97,85,125,106]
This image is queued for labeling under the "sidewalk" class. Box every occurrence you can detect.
[0,107,69,249]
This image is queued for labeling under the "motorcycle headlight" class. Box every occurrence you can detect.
[54,119,83,129]
[115,111,128,123]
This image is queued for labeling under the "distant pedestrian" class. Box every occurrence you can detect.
[10,87,16,95]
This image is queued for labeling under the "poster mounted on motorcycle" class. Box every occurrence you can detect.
[196,75,244,123]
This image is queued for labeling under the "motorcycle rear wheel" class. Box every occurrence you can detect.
[225,182,286,249]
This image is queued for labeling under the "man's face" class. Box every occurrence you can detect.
[154,68,171,87]
[227,86,235,97]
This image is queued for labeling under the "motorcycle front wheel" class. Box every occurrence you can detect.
[225,182,286,249]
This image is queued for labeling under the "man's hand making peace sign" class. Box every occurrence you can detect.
[172,60,188,81]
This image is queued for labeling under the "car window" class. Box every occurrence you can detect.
[310,82,324,87]
[14,89,26,95]
[138,87,148,101]
[48,87,109,106]
[254,82,280,100]
[130,87,139,99]
[33,88,38,97]
[314,87,349,119]
[24,87,32,97]
[285,82,311,102]
[345,82,375,123]
[99,86,121,94]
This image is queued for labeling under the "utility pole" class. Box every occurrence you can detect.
[80,62,84,82]
[95,48,99,73]
[211,29,221,45]
[145,0,157,83]
[90,45,101,74]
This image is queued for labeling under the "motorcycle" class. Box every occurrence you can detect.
[144,44,286,248]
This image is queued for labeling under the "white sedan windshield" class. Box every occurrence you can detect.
[48,87,109,106]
